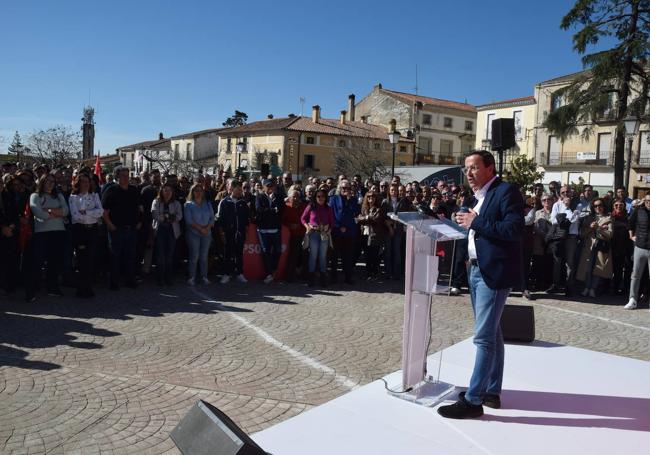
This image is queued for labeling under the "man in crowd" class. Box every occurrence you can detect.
[138,169,162,275]
[255,179,283,284]
[626,194,650,310]
[102,166,141,290]
[329,179,360,284]
[547,185,580,296]
[438,150,523,419]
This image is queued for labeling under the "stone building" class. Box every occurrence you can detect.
[217,105,415,178]
[354,84,476,166]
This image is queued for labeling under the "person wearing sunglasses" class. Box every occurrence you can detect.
[301,189,334,286]
[576,198,612,298]
[381,183,414,280]
[356,191,387,281]
[531,193,556,292]
[625,194,650,309]
[329,180,360,285]
[609,198,633,296]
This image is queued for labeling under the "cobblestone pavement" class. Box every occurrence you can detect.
[1,278,649,454]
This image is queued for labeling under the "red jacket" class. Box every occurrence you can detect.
[282,202,307,237]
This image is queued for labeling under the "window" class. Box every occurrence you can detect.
[399,145,407,153]
[600,91,617,120]
[174,143,179,153]
[440,139,453,155]
[338,139,346,148]
[513,111,523,141]
[486,113,495,139]
[548,136,560,165]
[420,137,432,154]
[639,131,650,165]
[306,136,315,145]
[422,114,432,125]
[551,92,564,111]
[304,154,315,169]
[374,142,381,150]
[226,138,232,153]
[465,120,473,131]
[597,133,611,163]
[443,117,453,128]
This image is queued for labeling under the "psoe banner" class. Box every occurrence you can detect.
[242,224,290,281]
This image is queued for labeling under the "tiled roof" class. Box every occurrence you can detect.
[217,117,299,135]
[170,128,227,140]
[381,89,476,113]
[476,96,536,110]
[287,117,414,142]
[537,69,591,86]
[116,138,170,151]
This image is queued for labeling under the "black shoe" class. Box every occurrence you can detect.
[344,278,355,285]
[545,285,558,294]
[25,295,36,303]
[459,391,501,409]
[320,273,329,287]
[522,290,535,301]
[437,396,483,419]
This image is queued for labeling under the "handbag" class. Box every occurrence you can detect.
[18,201,33,252]
[592,238,609,253]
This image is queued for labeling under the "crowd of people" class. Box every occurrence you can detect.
[0,159,647,310]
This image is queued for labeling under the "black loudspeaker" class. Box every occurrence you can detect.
[500,304,535,343]
[490,118,516,151]
[260,163,270,177]
[171,400,266,455]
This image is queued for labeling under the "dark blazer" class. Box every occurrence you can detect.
[255,192,283,230]
[470,178,524,290]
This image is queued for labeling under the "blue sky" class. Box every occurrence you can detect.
[1,0,587,154]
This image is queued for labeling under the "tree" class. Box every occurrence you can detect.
[27,125,82,167]
[544,0,650,189]
[222,110,248,128]
[503,155,545,193]
[333,135,390,180]
[7,131,30,160]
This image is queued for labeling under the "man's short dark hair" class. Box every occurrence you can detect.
[466,150,496,172]
[113,165,129,178]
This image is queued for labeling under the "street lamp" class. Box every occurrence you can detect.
[623,115,640,191]
[388,128,401,179]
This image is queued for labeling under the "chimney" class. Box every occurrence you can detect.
[267,114,274,119]
[348,94,356,121]
[158,132,164,140]
[311,105,320,123]
[340,110,347,125]
[361,115,368,124]
[389,119,397,133]
[374,83,383,91]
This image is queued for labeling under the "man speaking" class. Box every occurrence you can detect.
[438,150,524,419]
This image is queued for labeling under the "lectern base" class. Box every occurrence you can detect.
[387,376,455,407]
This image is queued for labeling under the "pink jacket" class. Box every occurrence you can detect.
[301,203,334,228]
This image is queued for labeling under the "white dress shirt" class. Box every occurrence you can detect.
[468,175,498,260]
[550,199,580,236]
[69,192,104,225]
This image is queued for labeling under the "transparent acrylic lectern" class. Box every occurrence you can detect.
[387,212,467,407]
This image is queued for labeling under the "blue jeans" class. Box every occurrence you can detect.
[465,264,510,405]
[308,231,329,273]
[258,231,281,275]
[108,226,137,286]
[186,233,211,280]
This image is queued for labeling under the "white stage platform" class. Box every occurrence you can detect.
[253,339,650,455]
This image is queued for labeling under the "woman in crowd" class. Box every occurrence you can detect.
[381,183,413,280]
[282,188,307,283]
[301,188,334,286]
[68,173,104,297]
[30,173,69,299]
[184,183,214,286]
[329,180,361,285]
[357,191,387,281]
[303,184,316,204]
[152,183,183,286]
[0,177,19,295]
[610,198,633,295]
[577,198,612,298]
[531,193,555,292]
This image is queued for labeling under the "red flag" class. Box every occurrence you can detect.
[94,154,104,184]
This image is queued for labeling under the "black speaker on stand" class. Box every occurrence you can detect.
[490,118,516,177]
[171,400,267,455]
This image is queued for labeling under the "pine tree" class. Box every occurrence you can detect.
[222,111,248,128]
[7,131,23,155]
[544,0,650,189]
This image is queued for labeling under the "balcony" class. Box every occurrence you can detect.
[636,156,650,167]
[416,153,463,166]
[545,151,613,167]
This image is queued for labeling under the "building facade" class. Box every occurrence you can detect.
[354,84,476,166]
[217,105,415,178]
[475,96,536,159]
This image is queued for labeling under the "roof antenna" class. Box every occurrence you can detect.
[415,64,419,95]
